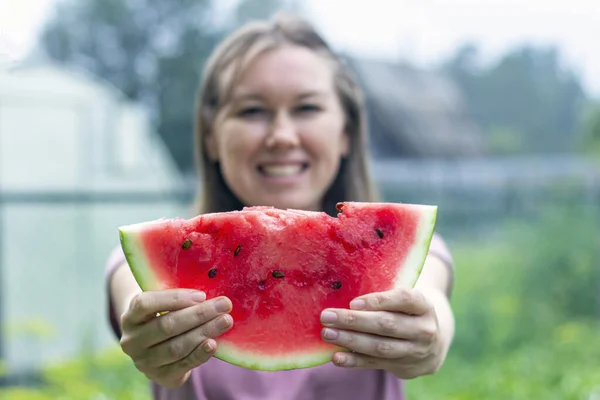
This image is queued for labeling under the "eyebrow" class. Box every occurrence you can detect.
[297,91,326,100]
[231,90,327,102]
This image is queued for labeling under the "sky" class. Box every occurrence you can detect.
[1,0,599,96]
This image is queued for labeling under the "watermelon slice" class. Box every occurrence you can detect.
[118,202,437,371]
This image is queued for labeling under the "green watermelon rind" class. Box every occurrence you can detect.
[214,342,347,371]
[119,225,161,291]
[392,204,438,289]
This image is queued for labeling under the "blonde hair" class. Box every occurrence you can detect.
[193,12,378,215]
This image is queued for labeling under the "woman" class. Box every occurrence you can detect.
[106,12,455,400]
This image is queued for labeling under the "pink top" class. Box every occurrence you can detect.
[105,233,453,400]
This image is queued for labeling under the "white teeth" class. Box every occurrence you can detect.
[260,165,304,177]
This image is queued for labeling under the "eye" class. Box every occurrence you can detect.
[295,104,321,114]
[237,106,266,118]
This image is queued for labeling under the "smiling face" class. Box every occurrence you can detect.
[205,45,350,211]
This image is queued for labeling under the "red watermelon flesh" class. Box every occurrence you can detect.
[118,202,437,371]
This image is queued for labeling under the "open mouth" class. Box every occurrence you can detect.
[257,163,309,178]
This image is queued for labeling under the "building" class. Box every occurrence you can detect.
[346,56,487,159]
[0,60,185,377]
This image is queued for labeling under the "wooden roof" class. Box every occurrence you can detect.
[346,56,487,159]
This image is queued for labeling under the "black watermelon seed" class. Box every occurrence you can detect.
[182,239,192,250]
[375,228,384,239]
[234,245,242,257]
[272,270,285,279]
[208,268,218,278]
[331,281,342,290]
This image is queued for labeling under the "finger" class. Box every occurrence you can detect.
[350,288,432,315]
[320,309,421,340]
[331,352,429,379]
[135,296,233,348]
[331,351,386,370]
[124,289,207,326]
[136,314,233,368]
[321,327,411,359]
[158,338,218,381]
[331,352,407,374]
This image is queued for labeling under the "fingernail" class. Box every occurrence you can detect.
[349,299,366,310]
[191,291,206,302]
[203,339,215,353]
[320,310,337,324]
[334,353,347,366]
[323,328,339,340]
[216,314,232,331]
[214,298,231,313]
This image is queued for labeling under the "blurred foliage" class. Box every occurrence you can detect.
[5,318,56,340]
[1,204,598,399]
[486,125,523,155]
[39,0,293,173]
[406,321,600,399]
[0,347,149,400]
[406,203,600,398]
[442,43,588,154]
[581,101,600,156]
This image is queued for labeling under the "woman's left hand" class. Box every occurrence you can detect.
[320,287,444,379]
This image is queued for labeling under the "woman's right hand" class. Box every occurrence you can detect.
[119,289,234,388]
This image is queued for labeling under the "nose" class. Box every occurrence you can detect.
[264,110,300,150]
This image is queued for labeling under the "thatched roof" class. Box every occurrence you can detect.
[345,57,487,159]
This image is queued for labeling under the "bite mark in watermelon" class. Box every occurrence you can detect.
[118,202,437,371]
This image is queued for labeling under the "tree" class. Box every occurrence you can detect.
[442,44,588,154]
[39,0,288,173]
[580,102,600,156]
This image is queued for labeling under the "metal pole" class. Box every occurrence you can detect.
[0,190,4,366]
[0,99,5,367]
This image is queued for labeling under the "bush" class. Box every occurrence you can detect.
[406,204,600,398]
[406,320,600,399]
[0,347,149,400]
